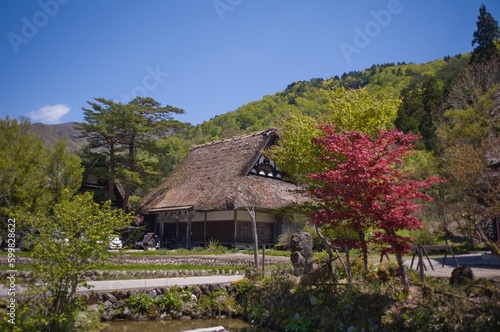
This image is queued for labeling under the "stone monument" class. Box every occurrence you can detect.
[290,232,314,276]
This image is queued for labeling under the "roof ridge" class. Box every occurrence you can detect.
[190,128,276,150]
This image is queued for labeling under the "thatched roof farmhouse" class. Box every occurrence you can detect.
[136,129,306,248]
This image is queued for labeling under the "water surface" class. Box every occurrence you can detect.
[101,319,272,332]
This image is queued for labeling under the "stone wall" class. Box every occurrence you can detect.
[0,268,241,283]
[81,283,240,321]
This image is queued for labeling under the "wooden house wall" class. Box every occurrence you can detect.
[235,221,274,243]
[154,209,278,247]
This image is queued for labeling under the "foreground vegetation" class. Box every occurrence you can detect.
[239,263,500,331]
[1,243,500,331]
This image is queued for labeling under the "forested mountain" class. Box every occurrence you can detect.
[180,54,470,145]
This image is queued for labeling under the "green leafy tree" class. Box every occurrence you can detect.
[46,140,84,204]
[437,86,496,150]
[321,87,400,136]
[437,86,500,252]
[471,4,500,64]
[0,117,48,222]
[267,112,323,184]
[15,193,133,332]
[0,119,82,231]
[268,88,400,184]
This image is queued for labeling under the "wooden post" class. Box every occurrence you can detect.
[186,212,193,249]
[418,247,425,283]
[345,245,352,283]
[262,244,265,278]
[246,206,259,268]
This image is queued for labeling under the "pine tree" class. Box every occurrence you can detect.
[78,97,185,210]
[471,4,500,64]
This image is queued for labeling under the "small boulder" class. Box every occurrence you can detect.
[450,266,474,286]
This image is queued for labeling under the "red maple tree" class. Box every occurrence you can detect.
[308,124,440,287]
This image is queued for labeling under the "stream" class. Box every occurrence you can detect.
[101,319,274,331]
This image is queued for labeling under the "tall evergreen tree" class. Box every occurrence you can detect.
[78,98,124,203]
[78,97,185,210]
[471,4,500,64]
[395,77,443,151]
[120,97,185,210]
[419,77,443,151]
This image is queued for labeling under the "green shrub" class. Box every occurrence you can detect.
[155,291,182,311]
[285,314,314,332]
[191,246,205,253]
[204,238,227,253]
[210,290,238,317]
[412,229,439,246]
[128,293,154,314]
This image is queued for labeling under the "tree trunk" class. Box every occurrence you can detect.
[359,232,369,272]
[122,133,136,211]
[107,140,116,201]
[314,224,349,279]
[395,250,410,290]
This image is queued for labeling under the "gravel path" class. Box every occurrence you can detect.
[403,253,500,282]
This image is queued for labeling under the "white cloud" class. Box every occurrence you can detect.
[28,104,70,124]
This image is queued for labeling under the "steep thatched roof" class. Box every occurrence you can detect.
[136,129,306,214]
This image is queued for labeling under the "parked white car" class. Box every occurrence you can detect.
[108,235,123,250]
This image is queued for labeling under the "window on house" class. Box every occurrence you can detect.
[249,154,288,180]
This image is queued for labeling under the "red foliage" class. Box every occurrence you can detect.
[308,124,440,254]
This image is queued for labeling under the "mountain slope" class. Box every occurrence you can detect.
[181,54,470,144]
[30,122,86,151]
[27,54,471,152]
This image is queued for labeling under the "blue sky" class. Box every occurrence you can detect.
[1,1,499,125]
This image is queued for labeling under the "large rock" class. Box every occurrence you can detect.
[290,232,314,276]
[182,327,228,332]
[450,266,475,286]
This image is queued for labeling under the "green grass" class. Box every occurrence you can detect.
[99,263,249,271]
[0,250,28,256]
[0,264,30,271]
